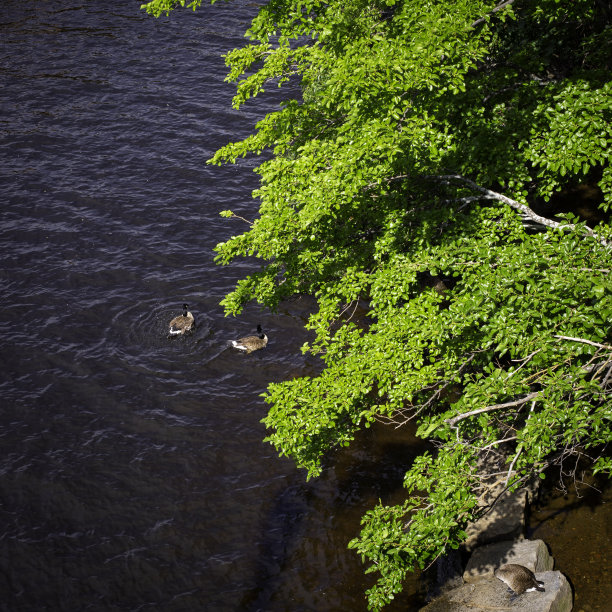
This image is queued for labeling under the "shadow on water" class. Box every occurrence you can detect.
[527,475,612,612]
[239,422,432,612]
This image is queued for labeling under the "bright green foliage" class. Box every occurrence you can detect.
[144,0,611,609]
[142,0,206,16]
[349,447,479,609]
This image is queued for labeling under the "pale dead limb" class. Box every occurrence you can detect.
[382,353,477,428]
[223,211,253,225]
[554,334,612,350]
[472,0,516,27]
[338,298,361,322]
[481,436,518,451]
[504,400,536,486]
[601,359,612,387]
[445,391,539,427]
[433,174,611,248]
[506,349,541,380]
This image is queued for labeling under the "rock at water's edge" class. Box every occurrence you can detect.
[464,539,554,583]
[420,569,572,612]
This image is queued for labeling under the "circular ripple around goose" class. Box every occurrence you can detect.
[100,300,215,372]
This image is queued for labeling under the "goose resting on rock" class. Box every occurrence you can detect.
[495,564,545,596]
[231,325,268,353]
[168,303,195,336]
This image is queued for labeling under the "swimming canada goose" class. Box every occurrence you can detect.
[231,324,268,353]
[495,564,545,595]
[168,303,195,336]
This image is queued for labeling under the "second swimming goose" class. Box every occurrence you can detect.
[231,324,268,353]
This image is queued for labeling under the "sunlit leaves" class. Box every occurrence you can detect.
[141,0,203,17]
[349,448,479,610]
[523,81,612,201]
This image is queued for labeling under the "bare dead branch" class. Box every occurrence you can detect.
[433,174,611,248]
[445,391,539,427]
[601,359,612,387]
[504,400,536,486]
[472,0,516,27]
[554,334,612,350]
[224,212,253,225]
[382,353,478,428]
[481,436,518,450]
[506,349,541,380]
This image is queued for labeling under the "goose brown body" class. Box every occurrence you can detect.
[495,564,545,595]
[231,325,268,353]
[168,304,194,336]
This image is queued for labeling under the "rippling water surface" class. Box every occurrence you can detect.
[1,2,427,610]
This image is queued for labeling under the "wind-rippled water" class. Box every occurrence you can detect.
[4,2,608,610]
[0,1,427,610]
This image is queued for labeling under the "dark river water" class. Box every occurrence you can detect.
[0,1,426,610]
[1,1,609,611]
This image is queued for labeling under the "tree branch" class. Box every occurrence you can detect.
[445,391,539,427]
[481,436,518,451]
[222,211,253,225]
[504,399,536,486]
[384,353,478,428]
[434,174,611,248]
[471,0,516,27]
[554,335,612,350]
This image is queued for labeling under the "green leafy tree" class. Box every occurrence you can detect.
[143,0,611,608]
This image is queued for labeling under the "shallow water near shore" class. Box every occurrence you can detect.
[528,479,611,612]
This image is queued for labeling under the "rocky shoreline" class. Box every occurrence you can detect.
[421,483,573,611]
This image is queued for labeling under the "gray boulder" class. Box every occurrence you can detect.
[464,539,554,583]
[420,570,572,611]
